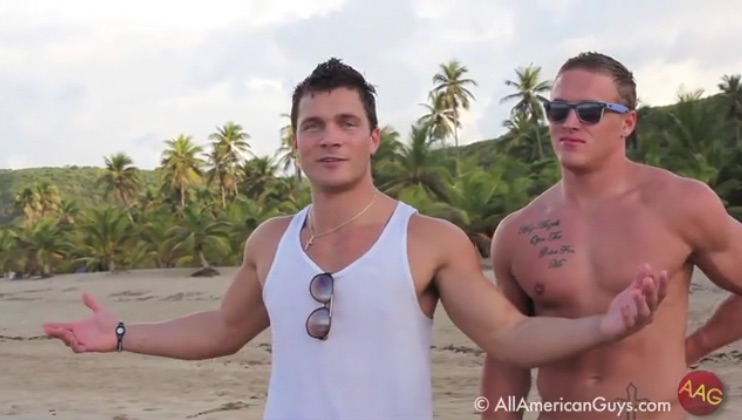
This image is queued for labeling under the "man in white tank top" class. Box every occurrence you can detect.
[44,58,668,420]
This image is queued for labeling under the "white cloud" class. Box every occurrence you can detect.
[3,0,347,30]
[0,0,740,169]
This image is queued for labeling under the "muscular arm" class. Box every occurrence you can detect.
[678,180,742,364]
[432,217,613,368]
[480,214,532,420]
[121,219,280,360]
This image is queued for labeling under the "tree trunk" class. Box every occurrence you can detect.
[199,251,210,268]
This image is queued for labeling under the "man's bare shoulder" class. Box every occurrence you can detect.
[408,213,482,265]
[637,164,729,241]
[408,213,469,247]
[407,213,489,292]
[243,214,296,263]
[637,164,722,213]
[248,215,295,242]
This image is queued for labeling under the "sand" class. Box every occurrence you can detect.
[1,267,740,419]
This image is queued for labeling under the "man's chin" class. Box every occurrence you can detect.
[557,155,594,173]
[312,178,359,194]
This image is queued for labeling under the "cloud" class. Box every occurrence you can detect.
[0,0,740,169]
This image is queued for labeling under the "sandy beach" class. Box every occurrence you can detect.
[1,267,740,419]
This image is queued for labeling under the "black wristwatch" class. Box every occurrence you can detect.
[115,322,126,352]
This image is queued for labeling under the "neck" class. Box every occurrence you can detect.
[561,154,633,205]
[309,178,378,232]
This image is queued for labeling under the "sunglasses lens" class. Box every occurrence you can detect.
[576,103,604,124]
[310,273,333,303]
[546,103,570,122]
[307,307,331,339]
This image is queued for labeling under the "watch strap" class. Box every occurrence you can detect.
[115,321,126,352]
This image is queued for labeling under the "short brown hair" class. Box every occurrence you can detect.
[558,52,637,110]
[290,58,378,133]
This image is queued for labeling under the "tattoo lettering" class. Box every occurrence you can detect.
[538,245,576,259]
[549,259,566,268]
[518,218,576,269]
[517,219,561,235]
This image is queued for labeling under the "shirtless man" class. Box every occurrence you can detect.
[480,52,742,420]
[44,58,667,420]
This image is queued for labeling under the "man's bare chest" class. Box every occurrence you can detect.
[509,209,689,308]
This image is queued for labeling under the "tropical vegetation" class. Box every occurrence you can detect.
[1,62,741,278]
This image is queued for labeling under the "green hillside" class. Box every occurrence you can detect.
[0,166,161,224]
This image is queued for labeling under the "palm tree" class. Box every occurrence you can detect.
[97,152,141,211]
[417,93,456,145]
[57,198,80,227]
[15,217,66,278]
[372,125,404,186]
[240,156,279,199]
[500,64,552,159]
[0,228,19,277]
[430,60,478,149]
[160,134,205,210]
[380,123,454,202]
[501,113,542,160]
[275,113,302,182]
[137,210,180,268]
[718,74,742,145]
[662,88,727,185]
[206,121,251,208]
[167,205,232,277]
[14,186,42,222]
[72,206,135,272]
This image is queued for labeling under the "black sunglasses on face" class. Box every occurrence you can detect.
[306,272,334,340]
[544,100,630,125]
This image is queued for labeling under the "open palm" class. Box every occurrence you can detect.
[43,293,118,353]
[600,264,669,340]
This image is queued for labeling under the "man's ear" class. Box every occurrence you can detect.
[369,128,381,155]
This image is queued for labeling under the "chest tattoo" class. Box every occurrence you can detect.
[517,218,577,269]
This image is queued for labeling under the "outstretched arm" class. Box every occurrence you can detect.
[45,217,286,359]
[678,181,742,365]
[119,218,285,359]
[431,218,666,368]
[480,214,532,420]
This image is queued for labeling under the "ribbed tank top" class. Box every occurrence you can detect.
[261,201,434,420]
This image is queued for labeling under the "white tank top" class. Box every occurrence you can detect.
[261,201,434,420]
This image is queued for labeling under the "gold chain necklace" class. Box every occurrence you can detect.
[303,191,378,251]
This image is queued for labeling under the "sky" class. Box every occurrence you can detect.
[1,0,740,170]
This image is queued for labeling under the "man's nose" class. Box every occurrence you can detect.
[561,108,581,129]
[318,126,343,146]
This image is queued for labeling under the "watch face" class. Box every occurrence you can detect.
[116,327,125,335]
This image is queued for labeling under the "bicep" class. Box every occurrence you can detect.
[692,215,742,294]
[220,260,270,342]
[681,181,742,294]
[434,222,526,351]
[219,220,284,350]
